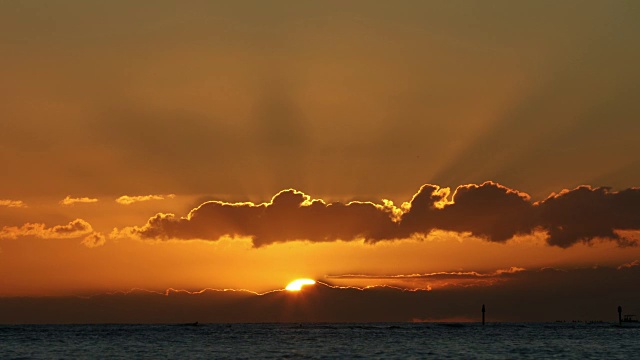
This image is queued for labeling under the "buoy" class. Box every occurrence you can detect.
[618,305,622,326]
[482,304,486,326]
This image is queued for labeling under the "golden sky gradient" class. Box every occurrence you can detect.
[1,1,640,322]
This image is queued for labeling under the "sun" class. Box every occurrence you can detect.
[285,279,316,291]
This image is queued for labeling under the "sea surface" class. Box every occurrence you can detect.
[1,322,638,359]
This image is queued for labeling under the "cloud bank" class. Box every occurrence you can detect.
[118,182,640,248]
[1,263,638,323]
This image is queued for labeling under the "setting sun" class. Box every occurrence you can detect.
[285,279,316,291]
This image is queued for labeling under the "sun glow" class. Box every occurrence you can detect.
[285,279,316,291]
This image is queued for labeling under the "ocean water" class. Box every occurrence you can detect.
[1,323,638,359]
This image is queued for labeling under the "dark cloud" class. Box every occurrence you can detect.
[1,263,638,323]
[400,182,536,242]
[118,182,640,248]
[538,186,640,247]
[121,189,399,247]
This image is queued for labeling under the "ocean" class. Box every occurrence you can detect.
[1,322,638,359]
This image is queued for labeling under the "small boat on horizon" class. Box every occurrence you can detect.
[615,314,640,328]
[171,321,200,327]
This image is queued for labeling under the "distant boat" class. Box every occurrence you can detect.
[172,321,200,327]
[616,314,640,328]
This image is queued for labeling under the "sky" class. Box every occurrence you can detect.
[1,1,640,323]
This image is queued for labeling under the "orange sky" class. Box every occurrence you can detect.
[1,1,640,322]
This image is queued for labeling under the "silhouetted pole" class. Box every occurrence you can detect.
[482,304,485,326]
[618,305,622,326]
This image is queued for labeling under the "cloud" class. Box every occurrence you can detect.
[1,263,638,323]
[399,182,536,242]
[0,200,27,208]
[0,219,93,240]
[0,218,106,246]
[327,267,526,281]
[326,267,526,289]
[59,196,99,206]
[536,186,640,247]
[116,194,176,205]
[116,189,399,247]
[0,219,106,248]
[117,182,640,248]
[81,232,106,248]
[617,260,640,270]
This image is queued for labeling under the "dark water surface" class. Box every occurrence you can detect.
[1,323,638,359]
